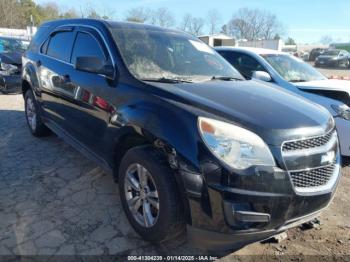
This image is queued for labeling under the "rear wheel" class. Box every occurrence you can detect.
[24,90,51,137]
[119,146,185,243]
[345,60,350,68]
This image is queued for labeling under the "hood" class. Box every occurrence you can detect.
[296,79,350,96]
[0,51,23,65]
[149,80,332,145]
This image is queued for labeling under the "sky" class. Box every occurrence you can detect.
[34,0,350,44]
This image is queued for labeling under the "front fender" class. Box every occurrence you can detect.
[116,100,201,171]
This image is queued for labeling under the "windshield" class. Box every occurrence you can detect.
[322,50,340,56]
[110,27,243,82]
[0,38,28,53]
[262,54,326,82]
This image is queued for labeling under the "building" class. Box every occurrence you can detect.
[0,27,37,41]
[237,39,284,51]
[198,34,235,47]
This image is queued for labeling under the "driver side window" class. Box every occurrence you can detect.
[71,32,106,65]
[219,51,266,79]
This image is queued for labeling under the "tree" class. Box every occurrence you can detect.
[285,37,296,45]
[0,0,22,28]
[179,14,192,32]
[87,10,101,19]
[0,0,79,28]
[274,34,281,40]
[149,7,175,28]
[61,9,79,19]
[179,14,205,36]
[225,8,284,40]
[125,7,150,23]
[207,9,221,35]
[220,24,228,35]
[39,2,60,21]
[320,35,333,45]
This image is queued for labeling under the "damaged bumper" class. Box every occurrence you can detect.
[178,136,341,251]
[0,73,21,93]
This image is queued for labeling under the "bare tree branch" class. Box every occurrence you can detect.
[125,7,150,23]
[149,7,175,28]
[207,9,222,35]
[226,8,284,40]
[179,14,205,36]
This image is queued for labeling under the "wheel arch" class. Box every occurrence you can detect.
[22,62,40,97]
[111,103,200,226]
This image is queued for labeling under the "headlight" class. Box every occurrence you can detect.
[331,104,350,120]
[198,117,275,170]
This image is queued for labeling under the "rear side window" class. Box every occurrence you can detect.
[41,39,49,54]
[46,31,75,62]
[71,32,106,65]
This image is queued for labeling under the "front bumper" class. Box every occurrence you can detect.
[315,59,338,67]
[187,209,321,251]
[179,137,341,251]
[0,73,21,93]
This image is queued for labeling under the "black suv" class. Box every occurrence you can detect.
[22,19,341,251]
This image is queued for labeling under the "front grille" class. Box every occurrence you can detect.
[289,164,336,188]
[281,128,339,193]
[282,130,334,152]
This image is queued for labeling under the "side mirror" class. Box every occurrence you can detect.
[75,56,115,79]
[252,71,272,82]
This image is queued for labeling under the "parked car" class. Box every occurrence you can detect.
[315,49,350,68]
[309,48,326,61]
[0,36,28,94]
[22,19,341,251]
[297,51,310,61]
[216,46,350,156]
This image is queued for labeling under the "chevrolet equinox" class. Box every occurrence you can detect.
[22,19,341,251]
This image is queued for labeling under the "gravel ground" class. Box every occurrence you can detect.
[0,94,349,260]
[309,62,350,78]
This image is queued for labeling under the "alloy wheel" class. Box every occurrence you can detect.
[26,97,37,131]
[124,163,160,228]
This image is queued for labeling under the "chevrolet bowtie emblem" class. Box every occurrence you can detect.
[321,151,335,165]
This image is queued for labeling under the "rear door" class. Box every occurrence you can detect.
[38,27,76,127]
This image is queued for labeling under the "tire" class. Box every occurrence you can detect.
[0,86,9,94]
[24,89,51,137]
[345,60,350,68]
[119,146,185,243]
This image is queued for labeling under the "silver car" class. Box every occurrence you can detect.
[216,46,350,156]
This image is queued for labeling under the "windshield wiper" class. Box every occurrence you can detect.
[289,79,307,83]
[211,76,243,81]
[141,77,193,83]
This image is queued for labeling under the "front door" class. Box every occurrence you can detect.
[58,27,116,155]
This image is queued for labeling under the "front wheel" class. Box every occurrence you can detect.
[119,146,185,243]
[24,90,51,137]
